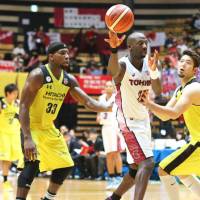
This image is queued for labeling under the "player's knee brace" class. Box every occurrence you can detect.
[17,161,39,188]
[50,167,73,185]
[129,168,137,179]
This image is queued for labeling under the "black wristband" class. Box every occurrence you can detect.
[110,48,118,53]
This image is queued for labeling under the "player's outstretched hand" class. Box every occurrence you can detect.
[148,50,159,71]
[104,30,126,48]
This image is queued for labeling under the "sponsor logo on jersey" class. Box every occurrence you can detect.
[129,79,151,86]
[46,76,52,82]
[45,91,65,98]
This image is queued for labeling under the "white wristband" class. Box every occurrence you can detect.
[149,68,159,80]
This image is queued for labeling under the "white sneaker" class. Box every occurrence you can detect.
[111,176,122,190]
[106,177,115,190]
[115,176,123,185]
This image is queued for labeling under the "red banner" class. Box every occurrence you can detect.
[0,60,15,71]
[76,75,112,94]
[0,31,13,44]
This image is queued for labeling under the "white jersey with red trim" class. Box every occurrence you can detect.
[116,56,151,120]
[98,93,117,126]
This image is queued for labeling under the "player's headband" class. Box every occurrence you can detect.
[47,42,67,54]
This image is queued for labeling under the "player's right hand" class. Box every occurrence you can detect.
[24,137,37,161]
[104,31,126,48]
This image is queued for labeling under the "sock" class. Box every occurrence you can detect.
[111,193,121,200]
[115,173,121,177]
[109,173,115,178]
[16,198,26,200]
[3,175,8,182]
[43,191,56,200]
[180,175,200,198]
[160,175,179,200]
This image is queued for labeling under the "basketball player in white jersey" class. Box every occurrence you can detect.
[104,31,162,200]
[97,81,123,190]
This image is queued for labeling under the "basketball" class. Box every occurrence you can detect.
[105,4,134,33]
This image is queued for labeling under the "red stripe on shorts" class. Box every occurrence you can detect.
[115,84,146,164]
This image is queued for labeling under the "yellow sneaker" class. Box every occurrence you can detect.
[3,181,13,192]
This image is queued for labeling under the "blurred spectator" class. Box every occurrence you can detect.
[153,96,176,139]
[182,30,193,44]
[94,135,106,180]
[84,129,99,179]
[12,43,26,57]
[176,130,185,141]
[164,32,176,49]
[102,66,108,75]
[84,60,102,75]
[195,46,200,55]
[34,26,49,54]
[191,9,200,30]
[13,54,24,71]
[80,130,90,143]
[71,28,83,52]
[68,44,78,60]
[91,65,102,75]
[176,38,189,55]
[27,30,37,52]
[59,125,69,135]
[196,66,200,81]
[24,50,41,72]
[63,131,87,179]
[161,58,179,99]
[85,26,98,55]
[99,47,111,67]
[67,59,80,74]
[159,120,176,139]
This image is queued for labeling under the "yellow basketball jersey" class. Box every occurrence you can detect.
[0,98,19,133]
[30,65,70,129]
[175,78,200,141]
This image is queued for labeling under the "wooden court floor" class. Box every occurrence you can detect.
[0,177,198,200]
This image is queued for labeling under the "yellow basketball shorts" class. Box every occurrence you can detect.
[159,140,200,176]
[19,126,74,172]
[0,131,22,161]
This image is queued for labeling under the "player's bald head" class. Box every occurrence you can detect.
[127,32,147,47]
[127,32,148,59]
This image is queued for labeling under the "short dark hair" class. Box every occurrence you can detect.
[182,50,200,68]
[4,84,18,96]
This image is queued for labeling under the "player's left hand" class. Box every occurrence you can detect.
[148,50,159,71]
[140,91,151,107]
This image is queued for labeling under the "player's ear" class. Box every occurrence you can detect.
[48,53,54,62]
[193,67,198,75]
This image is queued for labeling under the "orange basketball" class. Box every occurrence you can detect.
[105,4,134,33]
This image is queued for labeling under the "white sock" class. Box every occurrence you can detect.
[160,175,179,200]
[44,191,56,200]
[180,175,200,198]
